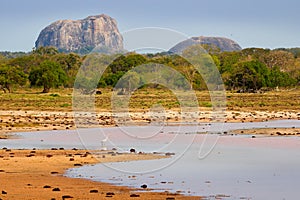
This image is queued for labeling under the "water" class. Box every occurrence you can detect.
[66,135,300,199]
[1,120,300,199]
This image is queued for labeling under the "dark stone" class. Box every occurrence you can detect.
[130,194,140,197]
[165,152,175,156]
[140,184,147,189]
[52,188,60,192]
[1,190,7,194]
[62,195,73,199]
[130,148,136,153]
[43,185,51,188]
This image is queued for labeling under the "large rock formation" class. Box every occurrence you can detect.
[169,36,242,53]
[35,14,123,53]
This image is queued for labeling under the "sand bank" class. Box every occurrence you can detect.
[0,149,200,199]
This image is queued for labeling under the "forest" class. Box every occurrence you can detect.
[0,45,299,93]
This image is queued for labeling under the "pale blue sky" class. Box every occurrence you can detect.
[1,0,300,51]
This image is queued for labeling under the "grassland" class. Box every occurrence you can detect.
[0,87,299,135]
[0,87,299,112]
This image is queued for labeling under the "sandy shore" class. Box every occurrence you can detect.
[0,110,299,199]
[232,127,300,136]
[0,149,200,200]
[0,110,299,136]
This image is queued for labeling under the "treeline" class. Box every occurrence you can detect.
[218,48,299,91]
[0,46,299,93]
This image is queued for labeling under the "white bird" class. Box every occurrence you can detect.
[101,136,108,143]
[101,136,109,150]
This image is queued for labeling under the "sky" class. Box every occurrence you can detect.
[1,0,300,52]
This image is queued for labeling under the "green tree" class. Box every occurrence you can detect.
[0,64,27,93]
[53,53,83,87]
[109,54,147,73]
[230,60,269,92]
[32,46,59,56]
[269,66,296,87]
[9,54,44,73]
[29,61,67,93]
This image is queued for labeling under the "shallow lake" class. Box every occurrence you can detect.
[1,120,300,199]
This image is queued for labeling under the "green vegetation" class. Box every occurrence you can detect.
[219,48,298,91]
[29,60,67,93]
[0,64,27,92]
[0,45,299,94]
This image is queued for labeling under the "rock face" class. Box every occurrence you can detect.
[169,36,242,53]
[35,14,123,53]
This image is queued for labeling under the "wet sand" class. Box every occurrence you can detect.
[0,149,200,199]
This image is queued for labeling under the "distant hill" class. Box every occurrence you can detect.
[0,51,27,58]
[35,14,123,54]
[169,36,242,53]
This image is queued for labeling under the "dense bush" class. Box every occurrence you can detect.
[0,46,299,93]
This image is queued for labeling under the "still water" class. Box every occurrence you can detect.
[1,120,300,199]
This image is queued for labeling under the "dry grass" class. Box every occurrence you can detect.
[0,87,299,112]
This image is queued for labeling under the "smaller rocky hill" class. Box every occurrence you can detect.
[169,36,242,53]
